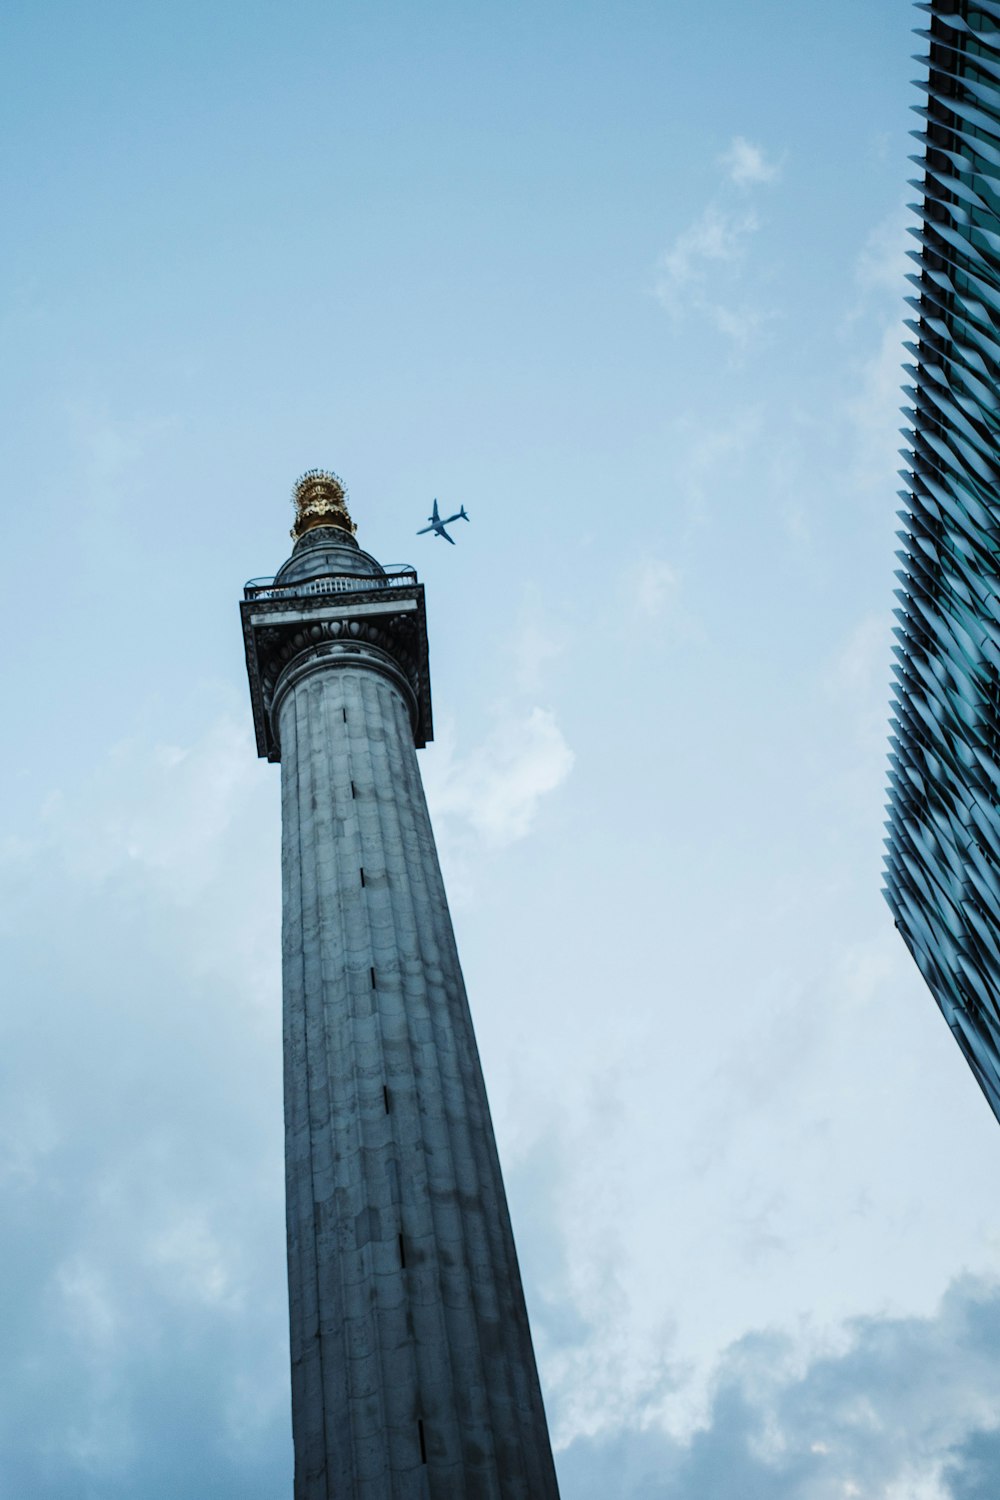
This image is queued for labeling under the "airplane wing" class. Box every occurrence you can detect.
[416,524,434,535]
[431,498,440,521]
[440,526,456,544]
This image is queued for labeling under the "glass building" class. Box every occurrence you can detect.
[884,0,1000,1120]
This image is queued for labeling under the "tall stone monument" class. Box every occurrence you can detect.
[241,472,560,1498]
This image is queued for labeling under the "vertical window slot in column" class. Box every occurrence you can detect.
[351,780,357,799]
[370,966,377,989]
[417,1419,427,1464]
[398,1233,407,1269]
[383,1085,391,1113]
[359,867,366,887]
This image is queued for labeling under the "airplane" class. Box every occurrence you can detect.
[417,498,470,545]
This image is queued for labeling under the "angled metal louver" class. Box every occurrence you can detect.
[885,0,1000,1122]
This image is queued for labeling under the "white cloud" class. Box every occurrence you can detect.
[18,710,283,1013]
[667,406,764,531]
[655,205,759,316]
[0,732,291,1494]
[147,1214,242,1311]
[557,1275,1000,1499]
[423,707,574,848]
[58,1258,122,1352]
[847,316,907,490]
[720,136,782,188]
[855,209,911,298]
[654,136,782,345]
[53,717,260,901]
[842,208,910,494]
[631,558,680,620]
[823,614,893,757]
[708,300,770,349]
[511,614,567,694]
[0,1095,59,1188]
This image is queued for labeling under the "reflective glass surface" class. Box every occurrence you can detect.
[885,0,1000,1118]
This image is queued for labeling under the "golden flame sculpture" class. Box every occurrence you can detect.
[291,469,356,539]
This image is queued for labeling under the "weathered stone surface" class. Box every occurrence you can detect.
[272,641,560,1498]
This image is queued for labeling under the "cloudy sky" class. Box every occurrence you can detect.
[3,2,1000,1496]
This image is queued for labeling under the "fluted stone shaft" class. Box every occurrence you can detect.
[275,649,560,1500]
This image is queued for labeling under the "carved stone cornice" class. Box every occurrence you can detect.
[241,584,432,760]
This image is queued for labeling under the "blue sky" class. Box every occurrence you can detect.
[3,2,1000,1497]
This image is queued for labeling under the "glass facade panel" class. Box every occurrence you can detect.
[885,0,1000,1119]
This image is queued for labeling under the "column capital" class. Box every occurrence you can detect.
[241,583,433,760]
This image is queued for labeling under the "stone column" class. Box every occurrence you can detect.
[273,648,560,1499]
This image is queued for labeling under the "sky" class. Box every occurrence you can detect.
[2,1,1000,1496]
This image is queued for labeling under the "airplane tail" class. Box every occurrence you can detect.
[459,505,469,520]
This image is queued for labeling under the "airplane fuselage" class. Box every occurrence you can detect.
[417,500,469,545]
